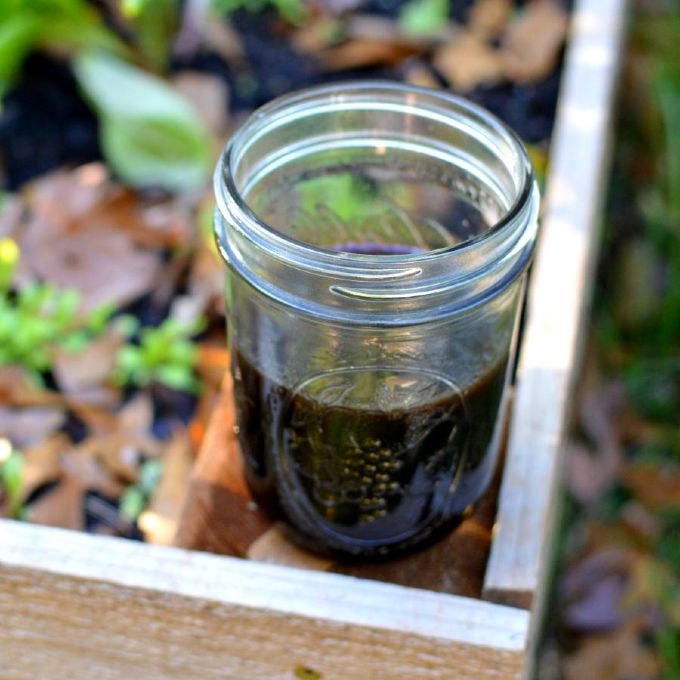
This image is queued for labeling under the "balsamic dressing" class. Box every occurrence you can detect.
[232,349,508,557]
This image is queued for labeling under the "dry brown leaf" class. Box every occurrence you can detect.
[561,620,660,680]
[0,406,65,449]
[77,435,142,485]
[0,194,23,239]
[17,225,161,315]
[185,242,226,319]
[196,344,230,389]
[405,62,442,89]
[620,464,680,509]
[20,434,69,503]
[317,38,421,71]
[0,366,63,407]
[86,191,193,249]
[11,167,179,313]
[53,324,127,400]
[139,430,193,544]
[564,441,613,505]
[309,0,367,16]
[291,19,343,54]
[72,393,161,482]
[189,383,219,453]
[468,0,512,38]
[345,14,448,45]
[501,0,568,83]
[26,477,84,531]
[200,19,246,67]
[434,31,504,91]
[173,71,229,138]
[60,445,124,498]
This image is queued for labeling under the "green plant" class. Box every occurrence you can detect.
[0,238,114,382]
[0,0,211,192]
[74,50,211,192]
[0,441,23,519]
[118,457,164,522]
[121,0,179,73]
[211,0,308,26]
[398,0,449,36]
[114,317,204,393]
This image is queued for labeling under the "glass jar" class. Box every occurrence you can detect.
[214,82,539,557]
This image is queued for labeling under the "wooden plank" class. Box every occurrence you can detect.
[174,369,503,597]
[483,0,628,610]
[0,519,528,679]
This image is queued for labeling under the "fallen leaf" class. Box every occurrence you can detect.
[468,0,512,39]
[53,323,127,400]
[561,619,660,680]
[173,71,229,138]
[184,242,226,319]
[291,18,344,54]
[26,477,84,531]
[16,222,161,315]
[73,393,161,481]
[317,38,421,71]
[501,0,569,84]
[60,445,124,498]
[196,344,230,389]
[0,406,65,449]
[564,441,614,505]
[404,61,442,89]
[620,464,680,510]
[562,572,629,633]
[434,31,504,91]
[20,434,69,503]
[0,366,63,407]
[139,430,193,544]
[0,194,23,239]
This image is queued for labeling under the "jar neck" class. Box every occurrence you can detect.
[215,82,539,325]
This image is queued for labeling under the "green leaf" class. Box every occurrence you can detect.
[119,485,146,522]
[139,459,164,495]
[0,14,41,99]
[399,0,448,36]
[2,449,24,518]
[156,363,198,392]
[298,173,380,223]
[73,51,211,192]
[122,0,178,72]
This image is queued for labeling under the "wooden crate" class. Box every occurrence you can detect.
[0,1,626,677]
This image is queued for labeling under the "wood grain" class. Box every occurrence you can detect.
[483,0,628,612]
[0,519,528,679]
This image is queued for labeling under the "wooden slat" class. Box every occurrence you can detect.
[0,519,528,679]
[483,0,628,610]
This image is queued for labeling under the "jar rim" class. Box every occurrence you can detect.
[215,81,535,268]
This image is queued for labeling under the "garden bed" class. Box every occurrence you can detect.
[0,0,627,676]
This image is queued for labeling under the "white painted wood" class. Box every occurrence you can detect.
[483,0,628,608]
[0,519,528,652]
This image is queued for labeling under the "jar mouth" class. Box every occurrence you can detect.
[214,81,539,322]
[216,81,533,267]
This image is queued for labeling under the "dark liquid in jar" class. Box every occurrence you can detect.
[232,349,508,557]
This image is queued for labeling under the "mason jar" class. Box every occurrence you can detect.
[214,82,539,557]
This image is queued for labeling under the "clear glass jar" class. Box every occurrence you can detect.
[214,82,539,557]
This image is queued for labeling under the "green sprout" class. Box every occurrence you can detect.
[114,317,204,393]
[119,457,164,523]
[1,440,24,519]
[399,0,449,37]
[211,0,308,27]
[0,238,114,382]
